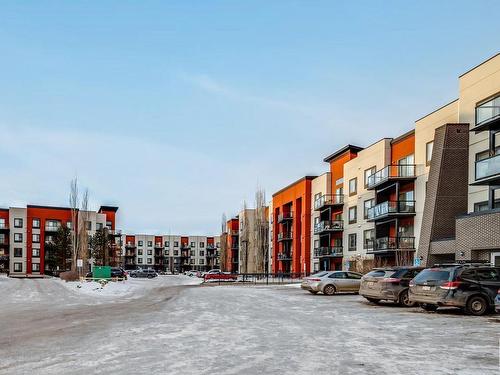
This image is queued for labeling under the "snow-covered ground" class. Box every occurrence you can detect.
[1,276,498,375]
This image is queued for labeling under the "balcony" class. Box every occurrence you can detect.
[314,220,343,235]
[124,259,136,266]
[180,244,190,250]
[277,252,292,261]
[367,200,416,222]
[0,237,8,246]
[124,250,136,257]
[314,246,343,257]
[125,242,136,248]
[180,249,190,258]
[366,236,416,254]
[314,194,344,211]
[473,153,500,185]
[206,252,218,258]
[154,243,163,249]
[206,244,216,250]
[0,223,8,230]
[277,232,293,242]
[277,212,293,223]
[474,96,500,132]
[367,165,416,190]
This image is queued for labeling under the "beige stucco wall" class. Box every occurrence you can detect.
[414,100,459,249]
[458,54,500,212]
[310,172,330,272]
[342,139,391,262]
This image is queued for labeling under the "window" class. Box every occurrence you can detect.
[45,235,54,244]
[363,229,374,249]
[32,263,40,272]
[349,178,357,196]
[200,250,205,256]
[147,249,152,256]
[476,268,500,281]
[32,248,40,257]
[138,241,143,247]
[147,258,152,264]
[348,234,357,251]
[329,272,346,279]
[364,167,376,187]
[14,248,22,257]
[174,241,179,247]
[14,263,22,272]
[347,272,362,279]
[138,249,143,256]
[0,218,5,229]
[200,242,205,248]
[96,223,103,230]
[363,199,374,219]
[199,259,205,265]
[148,241,153,247]
[106,221,112,229]
[348,206,357,224]
[14,218,23,228]
[32,234,40,243]
[138,258,143,264]
[165,241,170,247]
[190,259,195,264]
[66,222,72,229]
[191,241,195,247]
[494,188,500,209]
[164,250,169,256]
[32,219,40,229]
[174,250,179,256]
[14,233,23,243]
[190,250,195,256]
[474,201,489,212]
[426,141,434,166]
[85,221,92,231]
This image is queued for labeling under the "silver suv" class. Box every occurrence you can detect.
[301,271,363,295]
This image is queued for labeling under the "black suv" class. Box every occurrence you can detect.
[409,264,500,315]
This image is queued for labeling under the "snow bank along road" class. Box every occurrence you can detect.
[0,276,498,375]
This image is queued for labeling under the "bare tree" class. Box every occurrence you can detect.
[219,213,228,272]
[78,189,90,273]
[254,188,268,274]
[69,178,79,272]
[240,201,249,274]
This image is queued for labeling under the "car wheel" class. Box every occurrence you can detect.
[466,295,488,316]
[398,290,415,307]
[366,297,380,304]
[309,291,318,295]
[420,303,438,312]
[323,284,336,296]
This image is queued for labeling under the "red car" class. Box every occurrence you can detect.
[203,269,237,282]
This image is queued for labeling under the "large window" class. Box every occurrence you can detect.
[14,248,22,257]
[32,234,40,243]
[426,141,434,166]
[363,229,374,249]
[364,167,376,188]
[14,218,23,228]
[32,219,40,229]
[348,234,357,251]
[32,248,40,257]
[349,178,357,196]
[476,94,500,126]
[14,233,23,243]
[363,199,374,219]
[14,263,22,272]
[348,206,357,224]
[32,263,40,272]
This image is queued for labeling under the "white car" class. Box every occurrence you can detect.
[185,270,202,277]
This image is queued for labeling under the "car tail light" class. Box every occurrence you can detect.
[308,278,321,282]
[440,281,461,290]
[381,278,401,283]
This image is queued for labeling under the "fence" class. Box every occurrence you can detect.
[207,272,310,286]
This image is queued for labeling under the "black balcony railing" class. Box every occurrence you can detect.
[314,194,344,210]
[277,232,293,241]
[206,244,216,250]
[475,153,500,184]
[314,246,343,257]
[367,200,416,221]
[277,252,292,261]
[277,212,293,223]
[314,220,343,234]
[366,236,415,252]
[367,164,416,190]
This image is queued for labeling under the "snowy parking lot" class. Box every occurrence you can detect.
[1,275,498,375]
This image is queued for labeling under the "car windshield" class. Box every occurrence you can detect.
[310,272,328,278]
[365,270,395,278]
[413,268,451,283]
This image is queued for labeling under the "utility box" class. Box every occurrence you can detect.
[93,266,111,279]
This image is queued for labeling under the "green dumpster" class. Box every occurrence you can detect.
[93,266,111,279]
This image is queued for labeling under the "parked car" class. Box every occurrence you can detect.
[185,270,202,277]
[301,271,363,295]
[129,268,158,279]
[409,264,500,316]
[360,267,424,306]
[203,270,237,282]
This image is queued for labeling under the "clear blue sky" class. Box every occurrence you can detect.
[0,1,498,235]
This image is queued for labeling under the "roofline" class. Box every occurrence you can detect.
[323,144,364,163]
[272,175,318,197]
[99,205,119,213]
[391,129,415,144]
[415,98,459,123]
[459,52,500,78]
[27,204,72,211]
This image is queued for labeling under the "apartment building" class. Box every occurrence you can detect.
[121,234,220,273]
[224,218,239,273]
[418,53,500,266]
[310,173,330,272]
[272,176,316,274]
[1,205,119,277]
[313,146,362,272]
